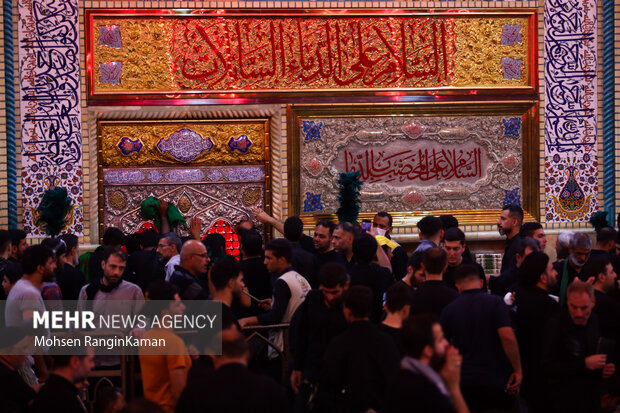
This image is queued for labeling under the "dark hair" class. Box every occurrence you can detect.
[22,245,54,275]
[518,251,550,287]
[102,227,125,247]
[422,247,447,275]
[211,257,242,291]
[417,216,442,238]
[146,281,179,316]
[102,247,128,263]
[335,222,356,237]
[342,285,373,318]
[221,330,250,358]
[41,237,66,258]
[9,229,26,248]
[234,219,254,239]
[319,262,348,288]
[203,233,227,263]
[502,204,524,225]
[443,227,465,245]
[385,283,412,313]
[139,229,159,249]
[401,314,438,359]
[265,238,292,263]
[597,227,617,244]
[582,254,612,284]
[516,237,541,256]
[453,264,481,283]
[50,333,88,360]
[316,219,335,236]
[375,212,393,227]
[284,216,304,242]
[241,230,263,257]
[0,230,11,254]
[3,262,22,284]
[161,232,182,254]
[439,215,459,230]
[408,250,423,272]
[353,233,377,265]
[520,222,543,239]
[96,387,122,413]
[59,234,79,252]
[123,233,141,255]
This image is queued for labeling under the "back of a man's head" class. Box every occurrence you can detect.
[439,215,459,231]
[516,237,541,256]
[21,244,53,275]
[353,233,378,265]
[9,229,26,248]
[211,257,242,291]
[284,216,304,242]
[145,280,178,317]
[220,329,249,361]
[102,227,125,247]
[453,264,481,289]
[343,285,373,319]
[319,262,348,288]
[557,231,574,249]
[265,238,292,263]
[139,229,159,249]
[241,229,263,257]
[582,254,612,285]
[417,216,442,239]
[597,227,617,246]
[422,247,447,275]
[520,222,543,239]
[518,251,549,288]
[385,283,412,313]
[401,314,438,359]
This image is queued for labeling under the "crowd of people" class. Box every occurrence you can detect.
[1,204,620,413]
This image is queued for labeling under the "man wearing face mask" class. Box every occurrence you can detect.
[552,232,592,307]
[373,212,408,280]
[290,262,349,413]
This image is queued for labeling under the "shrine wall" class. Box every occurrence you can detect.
[0,0,618,247]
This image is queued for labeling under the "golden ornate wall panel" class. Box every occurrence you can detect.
[288,102,539,228]
[87,9,536,100]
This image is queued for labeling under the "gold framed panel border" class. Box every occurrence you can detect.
[287,101,539,231]
[86,8,538,102]
[96,117,273,242]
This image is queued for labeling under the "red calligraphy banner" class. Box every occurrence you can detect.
[168,17,455,90]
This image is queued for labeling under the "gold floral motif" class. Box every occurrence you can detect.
[452,17,529,87]
[177,193,192,213]
[100,121,265,167]
[108,191,127,210]
[242,188,261,206]
[94,19,173,91]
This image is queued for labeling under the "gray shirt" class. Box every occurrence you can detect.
[5,278,46,327]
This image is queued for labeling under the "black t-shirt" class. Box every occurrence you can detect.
[314,249,345,272]
[56,263,86,301]
[387,368,456,413]
[440,289,513,390]
[240,257,272,317]
[31,374,86,413]
[376,323,404,357]
[0,361,35,413]
[410,280,459,317]
[349,263,394,323]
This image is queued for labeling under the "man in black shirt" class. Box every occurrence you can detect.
[349,234,393,323]
[411,247,458,317]
[284,216,319,288]
[125,229,165,292]
[514,251,560,412]
[0,327,36,413]
[169,240,210,300]
[379,282,412,356]
[210,258,246,330]
[497,204,523,274]
[542,281,615,413]
[441,264,522,412]
[387,315,469,413]
[442,228,488,292]
[321,286,400,413]
[333,222,357,272]
[239,230,271,317]
[373,212,408,280]
[313,220,344,271]
[31,347,95,413]
[553,232,592,307]
[177,329,287,413]
[290,262,349,413]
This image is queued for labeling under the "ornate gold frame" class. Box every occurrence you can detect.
[287,102,539,230]
[96,118,272,241]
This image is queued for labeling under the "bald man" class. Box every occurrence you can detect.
[169,240,210,300]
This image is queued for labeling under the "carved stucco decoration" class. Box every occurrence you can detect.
[300,116,522,213]
[103,183,265,236]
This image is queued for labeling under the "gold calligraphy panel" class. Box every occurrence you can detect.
[87,10,534,98]
[288,103,539,227]
[99,120,266,167]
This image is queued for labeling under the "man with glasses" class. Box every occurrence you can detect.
[169,240,210,300]
[157,233,182,282]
